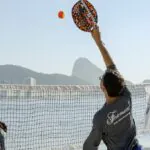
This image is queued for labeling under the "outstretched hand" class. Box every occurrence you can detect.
[0,121,7,132]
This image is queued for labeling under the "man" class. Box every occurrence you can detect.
[83,26,142,150]
[0,121,7,150]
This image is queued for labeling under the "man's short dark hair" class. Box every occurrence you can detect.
[102,71,124,97]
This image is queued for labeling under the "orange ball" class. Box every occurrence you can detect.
[58,11,65,19]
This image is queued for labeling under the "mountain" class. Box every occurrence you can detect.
[0,58,133,85]
[0,65,90,85]
[72,58,133,85]
[72,58,103,85]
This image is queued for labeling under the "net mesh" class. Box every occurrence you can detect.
[0,84,149,150]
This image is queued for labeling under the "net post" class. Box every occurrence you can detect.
[144,94,150,130]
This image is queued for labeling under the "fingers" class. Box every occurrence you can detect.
[90,22,98,31]
[91,25,100,36]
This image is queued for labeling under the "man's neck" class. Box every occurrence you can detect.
[106,96,119,104]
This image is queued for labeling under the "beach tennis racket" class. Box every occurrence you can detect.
[72,0,98,32]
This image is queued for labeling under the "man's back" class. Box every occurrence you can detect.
[93,87,137,150]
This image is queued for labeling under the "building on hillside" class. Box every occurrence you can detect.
[23,77,36,86]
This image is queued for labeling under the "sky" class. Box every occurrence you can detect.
[0,0,150,84]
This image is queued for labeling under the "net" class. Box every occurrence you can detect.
[0,84,149,150]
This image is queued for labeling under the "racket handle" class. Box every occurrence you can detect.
[90,23,97,31]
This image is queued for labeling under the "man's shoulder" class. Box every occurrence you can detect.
[93,105,106,125]
[120,86,131,98]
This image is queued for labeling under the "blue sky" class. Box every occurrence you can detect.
[0,0,150,83]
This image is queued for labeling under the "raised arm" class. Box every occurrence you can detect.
[91,26,126,88]
[91,26,116,69]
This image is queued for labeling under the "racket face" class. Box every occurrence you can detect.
[72,0,98,32]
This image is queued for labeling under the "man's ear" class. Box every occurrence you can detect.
[100,82,105,91]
